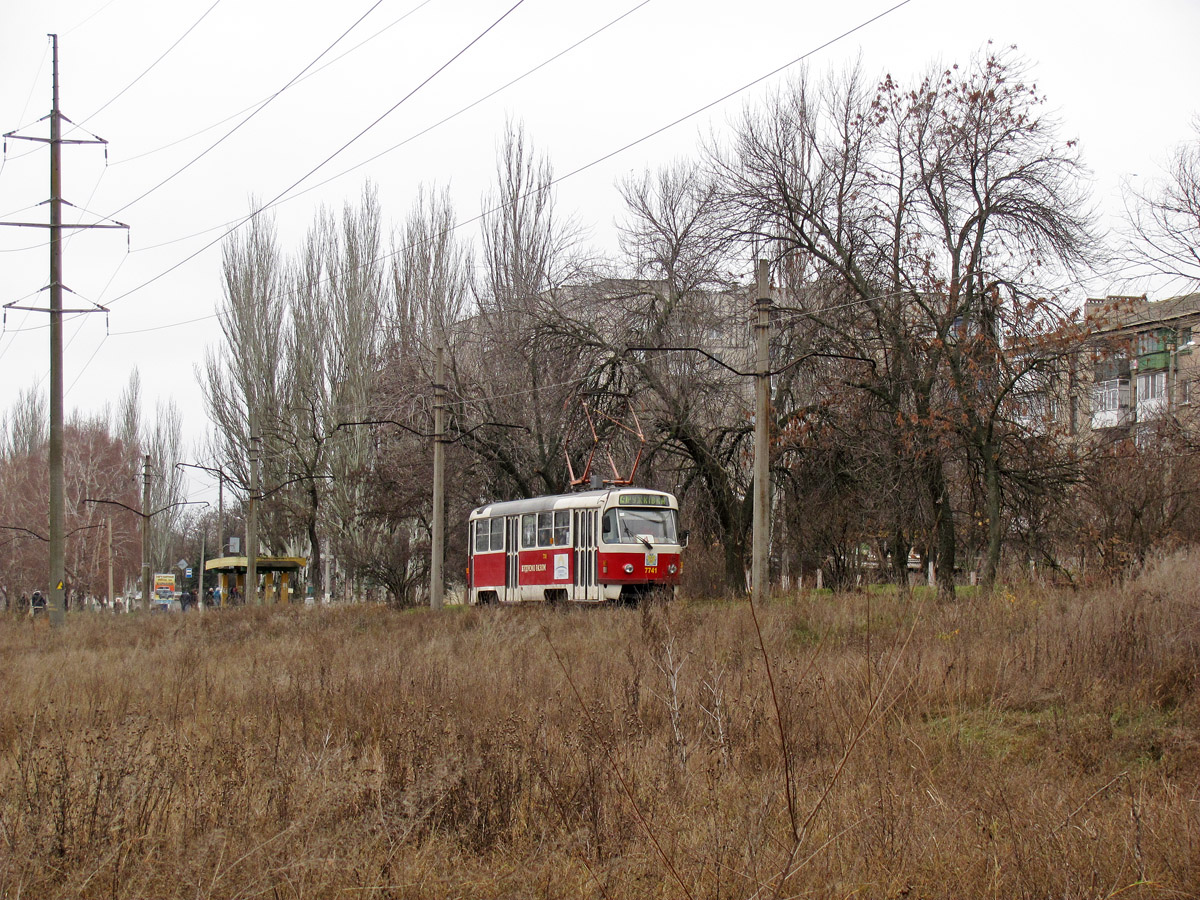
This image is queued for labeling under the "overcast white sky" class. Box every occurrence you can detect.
[1,0,1197,504]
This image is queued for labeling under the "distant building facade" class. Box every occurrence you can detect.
[1084,293,1200,435]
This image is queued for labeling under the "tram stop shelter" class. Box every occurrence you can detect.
[204,556,307,605]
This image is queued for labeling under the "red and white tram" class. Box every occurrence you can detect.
[467,488,684,605]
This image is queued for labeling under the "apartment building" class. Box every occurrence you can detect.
[1084,293,1200,433]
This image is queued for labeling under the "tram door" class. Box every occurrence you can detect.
[572,509,598,601]
[504,516,520,602]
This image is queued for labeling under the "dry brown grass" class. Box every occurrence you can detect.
[2,556,1199,899]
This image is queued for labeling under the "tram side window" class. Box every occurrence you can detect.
[521,514,537,549]
[534,510,572,547]
[537,512,554,546]
[490,517,505,552]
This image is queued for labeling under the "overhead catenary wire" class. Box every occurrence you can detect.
[53,0,1118,413]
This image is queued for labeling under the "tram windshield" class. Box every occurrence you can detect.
[602,507,678,546]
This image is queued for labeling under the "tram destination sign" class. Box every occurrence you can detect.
[619,493,670,507]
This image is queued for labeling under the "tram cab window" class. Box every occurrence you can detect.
[602,507,678,545]
[475,517,504,553]
[521,515,537,548]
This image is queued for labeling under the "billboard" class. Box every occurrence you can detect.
[154,573,176,596]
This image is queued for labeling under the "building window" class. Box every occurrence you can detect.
[1093,379,1122,412]
[1138,331,1167,356]
[1137,371,1167,402]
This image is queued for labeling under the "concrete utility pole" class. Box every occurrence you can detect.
[141,454,151,610]
[752,259,772,604]
[430,346,446,610]
[47,36,65,627]
[1,36,125,626]
[247,411,259,605]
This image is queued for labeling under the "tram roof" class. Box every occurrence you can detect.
[471,487,675,519]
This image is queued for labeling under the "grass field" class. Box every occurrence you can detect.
[2,554,1198,899]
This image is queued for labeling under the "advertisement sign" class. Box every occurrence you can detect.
[154,573,176,594]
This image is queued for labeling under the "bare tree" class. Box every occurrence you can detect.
[450,121,592,502]
[712,50,1093,595]
[145,399,186,572]
[200,206,287,555]
[1125,120,1200,291]
[347,185,475,605]
[0,390,141,607]
[390,184,472,356]
[3,386,47,459]
[322,184,388,598]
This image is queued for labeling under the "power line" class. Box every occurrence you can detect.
[49,0,930,396]
[59,0,923,358]
[100,0,389,222]
[123,0,656,256]
[0,41,50,166]
[64,0,124,36]
[110,311,220,335]
[287,0,923,306]
[102,0,529,307]
[72,0,224,130]
[106,0,441,168]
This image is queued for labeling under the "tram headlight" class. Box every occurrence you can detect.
[668,564,678,574]
[623,563,635,574]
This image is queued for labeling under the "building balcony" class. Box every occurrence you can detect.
[1091,407,1134,430]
